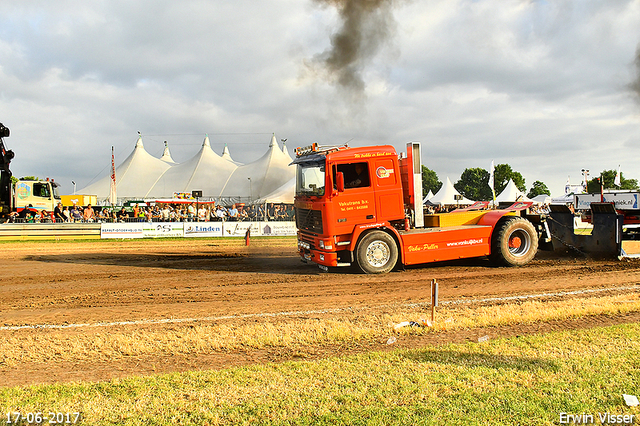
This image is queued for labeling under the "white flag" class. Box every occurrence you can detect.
[488,161,494,189]
[488,160,495,201]
[614,165,621,187]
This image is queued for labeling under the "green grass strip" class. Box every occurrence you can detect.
[1,322,639,425]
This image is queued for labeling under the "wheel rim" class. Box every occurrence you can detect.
[508,229,530,257]
[366,240,390,267]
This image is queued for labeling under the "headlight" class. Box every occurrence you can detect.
[298,240,310,249]
[318,239,333,250]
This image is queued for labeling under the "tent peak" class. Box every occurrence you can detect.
[202,135,211,148]
[160,140,176,164]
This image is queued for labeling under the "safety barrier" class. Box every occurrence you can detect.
[0,223,102,240]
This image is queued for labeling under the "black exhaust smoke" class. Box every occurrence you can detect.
[632,44,640,103]
[309,0,400,95]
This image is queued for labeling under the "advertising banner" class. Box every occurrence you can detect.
[183,222,224,238]
[575,193,639,211]
[142,222,184,238]
[222,221,262,237]
[101,223,145,239]
[259,221,297,236]
[101,221,296,239]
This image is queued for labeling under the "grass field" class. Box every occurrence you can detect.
[1,321,639,425]
[2,292,639,367]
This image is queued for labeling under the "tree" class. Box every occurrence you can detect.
[493,164,525,195]
[421,166,442,197]
[586,170,638,193]
[455,163,526,201]
[527,180,550,199]
[454,168,491,201]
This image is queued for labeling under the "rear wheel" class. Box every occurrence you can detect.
[356,231,398,274]
[490,217,538,266]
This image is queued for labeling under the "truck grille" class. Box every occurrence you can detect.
[296,208,323,234]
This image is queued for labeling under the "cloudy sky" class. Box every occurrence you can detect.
[1,0,639,197]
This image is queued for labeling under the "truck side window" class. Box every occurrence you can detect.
[337,162,370,189]
[33,183,50,198]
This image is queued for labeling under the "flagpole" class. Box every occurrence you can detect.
[110,146,117,206]
[489,160,496,208]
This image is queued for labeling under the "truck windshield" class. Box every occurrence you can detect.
[296,161,325,196]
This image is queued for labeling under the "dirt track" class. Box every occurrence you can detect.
[1,237,640,386]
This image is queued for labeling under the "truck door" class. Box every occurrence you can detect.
[333,161,376,232]
[372,157,404,222]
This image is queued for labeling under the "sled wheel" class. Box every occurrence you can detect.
[356,231,398,274]
[490,217,538,266]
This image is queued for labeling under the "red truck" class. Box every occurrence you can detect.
[293,142,544,273]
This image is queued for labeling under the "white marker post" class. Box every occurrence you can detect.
[431,279,439,324]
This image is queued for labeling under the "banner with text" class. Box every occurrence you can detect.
[143,222,184,238]
[101,221,297,239]
[100,223,144,239]
[183,222,224,238]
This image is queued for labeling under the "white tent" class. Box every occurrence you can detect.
[426,177,474,205]
[221,144,243,165]
[256,177,295,204]
[422,190,434,204]
[531,194,552,204]
[159,141,177,164]
[220,135,294,199]
[146,135,238,198]
[79,134,295,203]
[282,139,294,163]
[495,179,531,203]
[79,136,172,199]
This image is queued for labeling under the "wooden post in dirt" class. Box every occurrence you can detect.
[431,279,438,324]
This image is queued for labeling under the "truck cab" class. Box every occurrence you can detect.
[13,178,61,212]
[294,142,541,273]
[294,144,407,269]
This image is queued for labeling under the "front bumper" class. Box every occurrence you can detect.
[298,241,339,267]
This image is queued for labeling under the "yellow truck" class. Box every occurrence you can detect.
[61,194,97,207]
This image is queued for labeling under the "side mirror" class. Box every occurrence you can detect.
[336,172,345,192]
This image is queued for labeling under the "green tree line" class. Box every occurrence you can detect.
[422,165,637,201]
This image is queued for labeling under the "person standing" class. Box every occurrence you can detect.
[83,204,95,222]
[54,202,65,223]
[71,204,83,222]
[63,206,71,222]
[227,204,239,221]
[197,204,207,222]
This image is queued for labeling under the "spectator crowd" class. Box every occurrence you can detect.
[7,202,295,224]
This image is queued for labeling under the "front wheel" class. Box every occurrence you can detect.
[490,217,538,266]
[356,231,398,274]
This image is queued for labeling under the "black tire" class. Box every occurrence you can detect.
[490,217,538,266]
[356,230,398,274]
